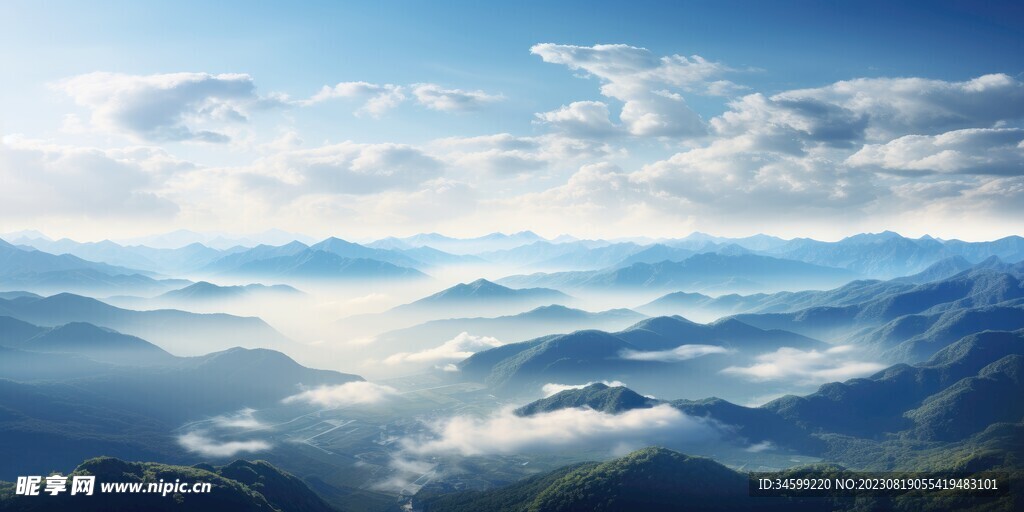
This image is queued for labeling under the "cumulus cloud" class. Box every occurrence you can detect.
[177,431,271,457]
[534,101,620,137]
[282,381,399,408]
[304,81,406,117]
[620,344,732,362]
[722,345,884,384]
[541,380,627,397]
[531,43,741,137]
[433,133,621,177]
[0,135,181,219]
[847,128,1024,175]
[53,72,282,142]
[412,83,503,111]
[713,73,1024,145]
[401,404,716,457]
[238,141,443,197]
[384,332,505,365]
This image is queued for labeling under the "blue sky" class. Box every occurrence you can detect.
[1,1,1022,241]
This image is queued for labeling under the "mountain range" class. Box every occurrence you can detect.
[459,314,823,400]
[497,253,858,293]
[0,292,291,356]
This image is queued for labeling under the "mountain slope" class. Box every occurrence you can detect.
[515,383,658,416]
[227,249,426,280]
[0,293,292,356]
[0,457,335,512]
[498,253,856,293]
[762,330,1024,438]
[14,322,175,366]
[421,447,811,512]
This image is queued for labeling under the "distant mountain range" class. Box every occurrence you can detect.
[0,238,189,295]
[0,292,292,356]
[728,263,1024,359]
[368,230,547,255]
[497,253,858,293]
[393,279,570,316]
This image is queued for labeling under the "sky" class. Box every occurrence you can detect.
[1,0,1022,242]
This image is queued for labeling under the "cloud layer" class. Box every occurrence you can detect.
[402,404,716,457]
[384,332,505,365]
[54,72,281,142]
[282,381,399,408]
[620,344,732,362]
[722,345,884,384]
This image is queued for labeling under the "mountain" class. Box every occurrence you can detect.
[636,278,915,320]
[528,242,646,271]
[763,232,1024,279]
[0,346,115,381]
[0,338,362,478]
[461,315,823,400]
[612,244,696,267]
[0,239,184,295]
[222,249,426,281]
[393,279,569,316]
[310,236,424,268]
[497,253,856,293]
[419,447,811,512]
[860,304,1024,362]
[399,246,486,266]
[0,238,142,277]
[371,305,646,368]
[370,231,546,255]
[10,322,176,366]
[12,238,235,274]
[201,241,310,273]
[904,354,1024,442]
[115,228,317,250]
[763,329,1024,439]
[515,383,657,416]
[894,255,975,284]
[157,281,302,301]
[0,293,292,356]
[476,240,621,267]
[0,315,45,345]
[730,268,1024,344]
[0,457,335,512]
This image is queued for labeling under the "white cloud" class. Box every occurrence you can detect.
[282,381,399,408]
[847,128,1024,175]
[713,73,1024,145]
[534,101,620,138]
[0,135,181,219]
[531,43,741,137]
[432,133,622,177]
[384,332,505,365]
[54,72,281,142]
[177,431,271,457]
[210,408,265,430]
[305,81,406,117]
[722,345,884,384]
[401,404,716,457]
[541,380,627,397]
[236,141,443,197]
[412,83,503,112]
[620,344,732,362]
